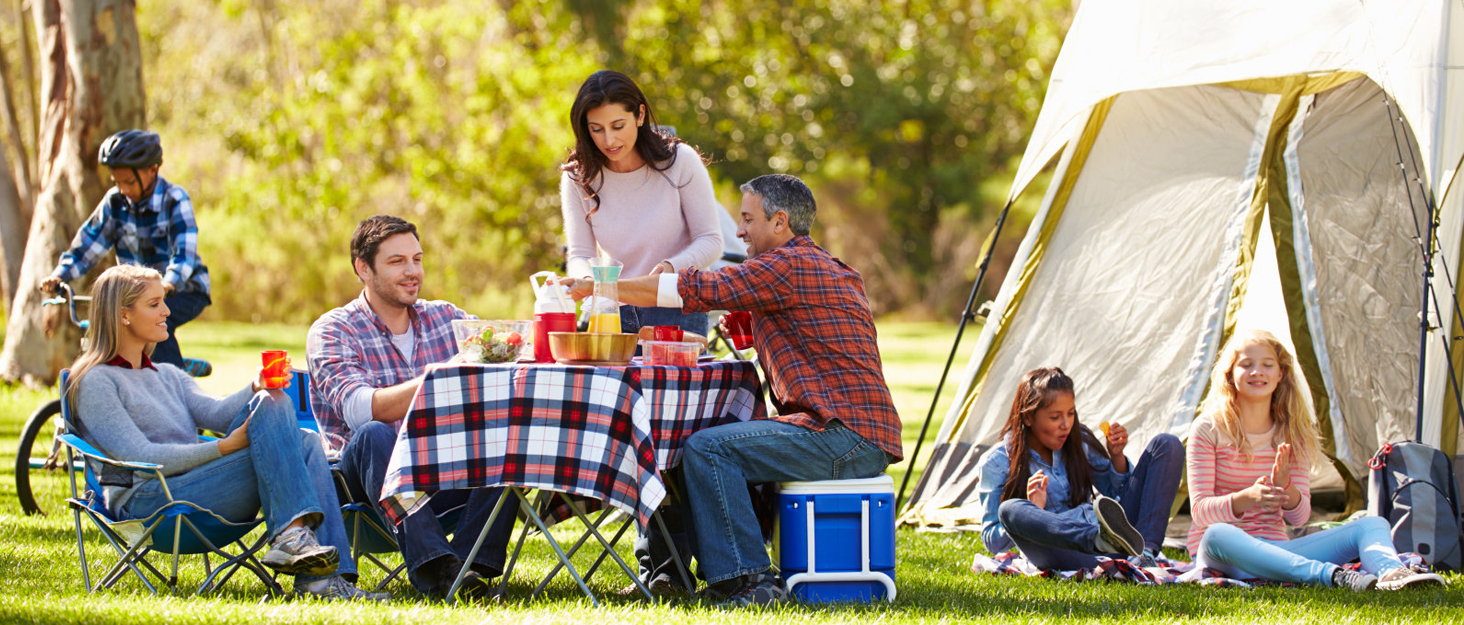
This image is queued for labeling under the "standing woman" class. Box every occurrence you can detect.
[975,367,1185,570]
[560,69,723,337]
[1187,329,1444,590]
[68,265,385,600]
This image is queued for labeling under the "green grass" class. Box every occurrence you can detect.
[1,320,1460,623]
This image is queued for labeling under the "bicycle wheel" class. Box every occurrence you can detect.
[15,399,73,515]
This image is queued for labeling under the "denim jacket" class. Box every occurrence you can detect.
[975,432,1130,554]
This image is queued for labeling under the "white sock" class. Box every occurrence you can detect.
[1093,532,1118,554]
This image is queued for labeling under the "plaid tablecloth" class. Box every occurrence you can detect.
[379,360,764,527]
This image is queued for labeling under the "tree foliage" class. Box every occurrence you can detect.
[57,0,1070,322]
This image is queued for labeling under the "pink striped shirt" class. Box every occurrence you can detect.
[1186,413,1311,555]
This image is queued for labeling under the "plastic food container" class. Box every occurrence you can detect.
[452,319,532,363]
[642,340,701,367]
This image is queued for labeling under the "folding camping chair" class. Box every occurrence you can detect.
[287,368,465,592]
[57,370,282,596]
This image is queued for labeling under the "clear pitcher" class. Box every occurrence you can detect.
[587,258,623,333]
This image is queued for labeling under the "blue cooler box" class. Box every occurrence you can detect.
[773,474,896,602]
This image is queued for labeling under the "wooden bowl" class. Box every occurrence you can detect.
[548,332,638,365]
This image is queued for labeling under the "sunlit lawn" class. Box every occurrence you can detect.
[0,320,1459,623]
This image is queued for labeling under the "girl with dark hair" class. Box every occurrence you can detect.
[975,367,1184,570]
[560,69,722,338]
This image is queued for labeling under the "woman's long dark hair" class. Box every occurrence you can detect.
[562,70,683,221]
[998,367,1109,508]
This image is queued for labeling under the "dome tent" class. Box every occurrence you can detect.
[902,0,1464,530]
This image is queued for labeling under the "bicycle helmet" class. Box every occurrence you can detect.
[98,130,162,168]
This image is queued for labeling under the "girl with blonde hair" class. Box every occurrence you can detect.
[1187,329,1443,590]
[69,265,384,600]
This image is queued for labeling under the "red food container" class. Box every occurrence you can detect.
[534,313,577,363]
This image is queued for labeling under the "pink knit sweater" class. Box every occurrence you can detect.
[560,143,723,280]
[1186,413,1311,555]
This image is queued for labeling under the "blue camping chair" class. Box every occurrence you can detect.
[57,370,282,596]
[289,368,465,591]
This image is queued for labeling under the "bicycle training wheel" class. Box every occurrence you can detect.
[15,399,74,515]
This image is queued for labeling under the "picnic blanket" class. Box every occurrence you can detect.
[971,551,1428,588]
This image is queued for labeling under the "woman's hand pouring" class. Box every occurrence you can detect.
[553,276,594,301]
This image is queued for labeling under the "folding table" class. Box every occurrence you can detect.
[378,359,765,605]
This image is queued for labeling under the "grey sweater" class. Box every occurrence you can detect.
[75,363,255,511]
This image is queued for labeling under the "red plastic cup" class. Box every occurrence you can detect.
[534,312,578,363]
[652,325,684,342]
[261,350,291,389]
[724,311,753,350]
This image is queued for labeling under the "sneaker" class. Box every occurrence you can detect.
[715,573,788,609]
[617,577,690,599]
[422,555,497,602]
[261,526,339,577]
[1136,550,1159,569]
[695,576,742,602]
[1377,565,1445,590]
[1331,566,1379,591]
[180,357,213,378]
[295,575,390,601]
[1093,495,1143,557]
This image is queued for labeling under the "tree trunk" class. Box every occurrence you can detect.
[0,43,36,213]
[0,0,144,387]
[18,0,41,153]
[0,147,24,313]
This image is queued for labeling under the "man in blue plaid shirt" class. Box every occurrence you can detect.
[42,130,210,370]
[306,215,515,602]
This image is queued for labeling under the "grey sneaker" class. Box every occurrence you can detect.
[715,573,788,609]
[1093,495,1143,557]
[295,575,390,601]
[1331,566,1379,591]
[261,526,339,577]
[1376,565,1445,590]
[1136,550,1159,569]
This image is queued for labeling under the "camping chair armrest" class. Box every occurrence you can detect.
[57,433,166,477]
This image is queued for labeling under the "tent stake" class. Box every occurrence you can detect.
[896,198,1016,512]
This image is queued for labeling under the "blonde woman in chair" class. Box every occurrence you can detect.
[68,265,385,601]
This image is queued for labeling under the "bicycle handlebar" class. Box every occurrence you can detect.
[41,283,90,330]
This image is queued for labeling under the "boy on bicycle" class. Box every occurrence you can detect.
[40,130,211,373]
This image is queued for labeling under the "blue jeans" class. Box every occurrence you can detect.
[151,291,210,368]
[623,305,709,585]
[620,305,709,338]
[120,391,352,581]
[996,434,1184,570]
[1197,516,1403,586]
[682,419,890,584]
[339,421,517,595]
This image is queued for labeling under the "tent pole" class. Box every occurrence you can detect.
[896,198,1017,511]
[1418,261,1432,443]
[1380,89,1437,444]
[1415,175,1438,442]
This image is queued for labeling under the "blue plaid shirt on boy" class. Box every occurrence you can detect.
[306,292,471,455]
[51,176,210,295]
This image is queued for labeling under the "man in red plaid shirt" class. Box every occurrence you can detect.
[562,174,902,607]
[306,215,514,602]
